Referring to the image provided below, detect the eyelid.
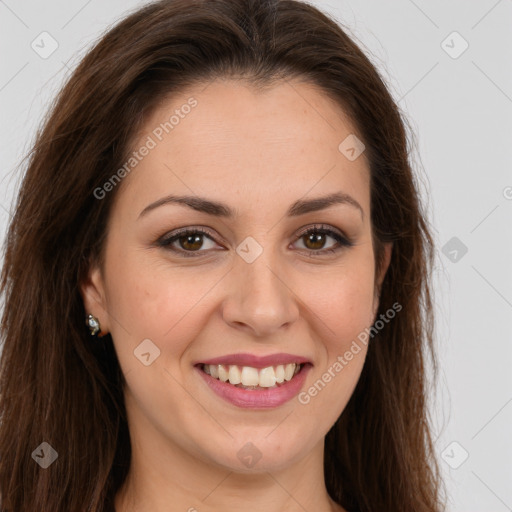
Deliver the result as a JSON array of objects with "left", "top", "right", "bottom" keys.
[
  {"left": 292, "top": 224, "right": 354, "bottom": 255},
  {"left": 295, "top": 223, "right": 350, "bottom": 241},
  {"left": 156, "top": 226, "right": 222, "bottom": 254},
  {"left": 155, "top": 223, "right": 353, "bottom": 257}
]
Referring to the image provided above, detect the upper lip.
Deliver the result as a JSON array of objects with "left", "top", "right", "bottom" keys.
[{"left": 195, "top": 352, "right": 312, "bottom": 369}]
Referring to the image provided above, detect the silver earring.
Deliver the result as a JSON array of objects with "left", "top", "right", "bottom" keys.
[{"left": 86, "top": 314, "right": 101, "bottom": 336}]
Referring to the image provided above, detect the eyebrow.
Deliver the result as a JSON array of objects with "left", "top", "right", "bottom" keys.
[{"left": 138, "top": 191, "right": 364, "bottom": 220}]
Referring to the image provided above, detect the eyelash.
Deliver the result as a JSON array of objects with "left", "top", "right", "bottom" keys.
[{"left": 156, "top": 224, "right": 354, "bottom": 258}]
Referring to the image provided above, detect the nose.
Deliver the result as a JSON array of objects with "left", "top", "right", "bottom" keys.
[{"left": 221, "top": 250, "right": 300, "bottom": 338}]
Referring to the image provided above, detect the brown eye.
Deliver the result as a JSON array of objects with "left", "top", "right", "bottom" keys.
[
  {"left": 293, "top": 225, "right": 353, "bottom": 255},
  {"left": 157, "top": 228, "right": 220, "bottom": 257},
  {"left": 302, "top": 232, "right": 328, "bottom": 250},
  {"left": 157, "top": 224, "right": 353, "bottom": 259}
]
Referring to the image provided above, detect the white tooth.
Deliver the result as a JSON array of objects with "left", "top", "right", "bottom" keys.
[
  {"left": 259, "top": 366, "right": 277, "bottom": 387},
  {"left": 209, "top": 365, "right": 219, "bottom": 379},
  {"left": 228, "top": 365, "right": 241, "bottom": 384},
  {"left": 203, "top": 365, "right": 211, "bottom": 375},
  {"left": 284, "top": 363, "right": 296, "bottom": 381},
  {"left": 218, "top": 365, "right": 229, "bottom": 382},
  {"left": 241, "top": 366, "right": 260, "bottom": 386},
  {"left": 275, "top": 365, "right": 285, "bottom": 383}
]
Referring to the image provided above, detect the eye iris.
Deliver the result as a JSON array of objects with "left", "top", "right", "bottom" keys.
[
  {"left": 304, "top": 232, "right": 325, "bottom": 250},
  {"left": 180, "top": 234, "right": 203, "bottom": 251}
]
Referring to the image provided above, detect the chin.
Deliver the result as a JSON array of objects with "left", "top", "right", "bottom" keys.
[{"left": 198, "top": 428, "right": 314, "bottom": 474}]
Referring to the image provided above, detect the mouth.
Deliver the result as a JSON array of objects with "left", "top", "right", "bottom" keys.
[
  {"left": 198, "top": 362, "right": 307, "bottom": 390},
  {"left": 193, "top": 352, "right": 313, "bottom": 408}
]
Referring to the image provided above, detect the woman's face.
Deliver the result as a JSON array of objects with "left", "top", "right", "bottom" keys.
[{"left": 82, "top": 79, "right": 391, "bottom": 473}]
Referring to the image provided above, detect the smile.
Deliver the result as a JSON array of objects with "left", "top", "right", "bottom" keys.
[
  {"left": 195, "top": 361, "right": 312, "bottom": 408},
  {"left": 201, "top": 363, "right": 303, "bottom": 389}
]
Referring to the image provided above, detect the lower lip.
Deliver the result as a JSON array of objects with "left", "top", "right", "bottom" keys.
[{"left": 196, "top": 364, "right": 312, "bottom": 409}]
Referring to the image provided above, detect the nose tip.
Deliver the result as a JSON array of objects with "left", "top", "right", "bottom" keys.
[{"left": 222, "top": 258, "right": 299, "bottom": 337}]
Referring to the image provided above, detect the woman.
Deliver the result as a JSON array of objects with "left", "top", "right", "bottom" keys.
[{"left": 0, "top": 0, "right": 444, "bottom": 510}]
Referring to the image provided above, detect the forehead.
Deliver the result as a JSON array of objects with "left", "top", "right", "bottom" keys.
[{"left": 113, "top": 78, "right": 370, "bottom": 221}]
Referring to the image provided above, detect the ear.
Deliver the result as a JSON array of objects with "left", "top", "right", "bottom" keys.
[
  {"left": 79, "top": 263, "right": 110, "bottom": 336},
  {"left": 372, "top": 242, "right": 393, "bottom": 316}
]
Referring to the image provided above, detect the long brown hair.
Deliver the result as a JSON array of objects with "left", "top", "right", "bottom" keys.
[{"left": 0, "top": 1, "right": 444, "bottom": 510}]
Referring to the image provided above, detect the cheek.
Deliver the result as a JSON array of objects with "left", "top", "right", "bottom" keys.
[
  {"left": 312, "top": 279, "right": 375, "bottom": 337},
  {"left": 290, "top": 255, "right": 375, "bottom": 415},
  {"left": 104, "top": 239, "right": 377, "bottom": 348},
  {"left": 295, "top": 306, "right": 373, "bottom": 427},
  {"left": 103, "top": 245, "right": 226, "bottom": 364},
  {"left": 297, "top": 254, "right": 377, "bottom": 347},
  {"left": 101, "top": 238, "right": 377, "bottom": 460}
]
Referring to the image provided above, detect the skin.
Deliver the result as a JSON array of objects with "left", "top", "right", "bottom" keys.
[{"left": 81, "top": 78, "right": 392, "bottom": 512}]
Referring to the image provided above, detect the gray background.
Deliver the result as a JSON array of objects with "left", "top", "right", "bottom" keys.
[{"left": 1, "top": 0, "right": 511, "bottom": 510}]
